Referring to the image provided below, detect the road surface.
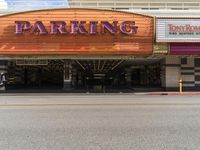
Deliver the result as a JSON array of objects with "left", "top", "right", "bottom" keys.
[{"left": 0, "top": 93, "right": 199, "bottom": 150}]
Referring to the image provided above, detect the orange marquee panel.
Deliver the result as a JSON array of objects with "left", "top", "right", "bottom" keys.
[{"left": 0, "top": 9, "right": 154, "bottom": 56}]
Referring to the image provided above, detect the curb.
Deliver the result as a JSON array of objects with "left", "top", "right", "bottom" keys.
[{"left": 146, "top": 92, "right": 200, "bottom": 96}]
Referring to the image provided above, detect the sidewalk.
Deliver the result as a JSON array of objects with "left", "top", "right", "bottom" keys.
[
  {"left": 1, "top": 90, "right": 200, "bottom": 96},
  {"left": 145, "top": 91, "right": 200, "bottom": 96},
  {"left": 0, "top": 93, "right": 199, "bottom": 106}
]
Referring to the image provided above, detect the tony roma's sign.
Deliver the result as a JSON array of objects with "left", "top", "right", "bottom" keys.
[
  {"left": 0, "top": 9, "right": 153, "bottom": 55},
  {"left": 15, "top": 21, "right": 138, "bottom": 35},
  {"left": 156, "top": 18, "right": 200, "bottom": 42}
]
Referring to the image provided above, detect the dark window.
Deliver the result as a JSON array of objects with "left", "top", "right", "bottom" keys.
[
  {"left": 171, "top": 8, "right": 183, "bottom": 10},
  {"left": 195, "top": 58, "right": 200, "bottom": 67},
  {"left": 115, "top": 8, "right": 129, "bottom": 10},
  {"left": 150, "top": 8, "right": 159, "bottom": 10},
  {"left": 195, "top": 75, "right": 200, "bottom": 81},
  {"left": 181, "top": 58, "right": 187, "bottom": 65},
  {"left": 0, "top": 60, "right": 7, "bottom": 66}
]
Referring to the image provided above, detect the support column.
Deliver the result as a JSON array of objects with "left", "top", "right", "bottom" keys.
[
  {"left": 0, "top": 60, "right": 7, "bottom": 91},
  {"left": 195, "top": 57, "right": 200, "bottom": 88},
  {"left": 162, "top": 56, "right": 181, "bottom": 90},
  {"left": 125, "top": 68, "right": 132, "bottom": 87},
  {"left": 63, "top": 61, "right": 72, "bottom": 90},
  {"left": 161, "top": 59, "right": 166, "bottom": 88},
  {"left": 181, "top": 57, "right": 195, "bottom": 89}
]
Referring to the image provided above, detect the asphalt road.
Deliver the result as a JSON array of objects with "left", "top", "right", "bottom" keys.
[{"left": 0, "top": 94, "right": 200, "bottom": 150}]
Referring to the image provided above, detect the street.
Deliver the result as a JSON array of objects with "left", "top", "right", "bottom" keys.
[{"left": 0, "top": 94, "right": 200, "bottom": 150}]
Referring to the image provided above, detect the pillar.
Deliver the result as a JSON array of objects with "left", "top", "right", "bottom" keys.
[
  {"left": 63, "top": 61, "right": 72, "bottom": 90},
  {"left": 181, "top": 57, "right": 195, "bottom": 89},
  {"left": 194, "top": 57, "right": 200, "bottom": 88},
  {"left": 125, "top": 68, "right": 132, "bottom": 87},
  {"left": 0, "top": 60, "right": 7, "bottom": 91},
  {"left": 162, "top": 56, "right": 181, "bottom": 90}
]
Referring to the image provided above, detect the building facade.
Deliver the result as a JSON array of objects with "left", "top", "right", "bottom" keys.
[{"left": 0, "top": 0, "right": 199, "bottom": 92}]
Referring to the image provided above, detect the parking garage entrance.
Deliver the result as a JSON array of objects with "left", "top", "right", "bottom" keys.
[
  {"left": 0, "top": 9, "right": 155, "bottom": 92},
  {"left": 6, "top": 60, "right": 64, "bottom": 90},
  {"left": 71, "top": 59, "right": 161, "bottom": 92},
  {"left": 5, "top": 59, "right": 161, "bottom": 92}
]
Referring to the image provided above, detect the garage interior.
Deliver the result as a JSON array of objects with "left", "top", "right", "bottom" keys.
[{"left": 5, "top": 58, "right": 162, "bottom": 92}]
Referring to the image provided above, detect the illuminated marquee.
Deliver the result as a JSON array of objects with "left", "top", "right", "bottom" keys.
[{"left": 15, "top": 21, "right": 138, "bottom": 35}]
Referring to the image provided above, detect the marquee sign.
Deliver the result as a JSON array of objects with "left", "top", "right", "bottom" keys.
[
  {"left": 15, "top": 21, "right": 138, "bottom": 35},
  {"left": 157, "top": 18, "right": 200, "bottom": 42},
  {"left": 0, "top": 9, "right": 153, "bottom": 55}
]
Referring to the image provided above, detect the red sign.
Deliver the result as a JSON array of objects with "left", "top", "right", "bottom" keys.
[{"left": 169, "top": 24, "right": 200, "bottom": 33}]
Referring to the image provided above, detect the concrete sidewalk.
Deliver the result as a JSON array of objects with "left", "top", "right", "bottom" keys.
[
  {"left": 0, "top": 93, "right": 199, "bottom": 106},
  {"left": 146, "top": 91, "right": 200, "bottom": 96}
]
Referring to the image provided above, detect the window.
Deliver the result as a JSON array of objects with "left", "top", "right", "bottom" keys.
[
  {"left": 181, "top": 58, "right": 187, "bottom": 65},
  {"left": 195, "top": 58, "right": 200, "bottom": 67}
]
